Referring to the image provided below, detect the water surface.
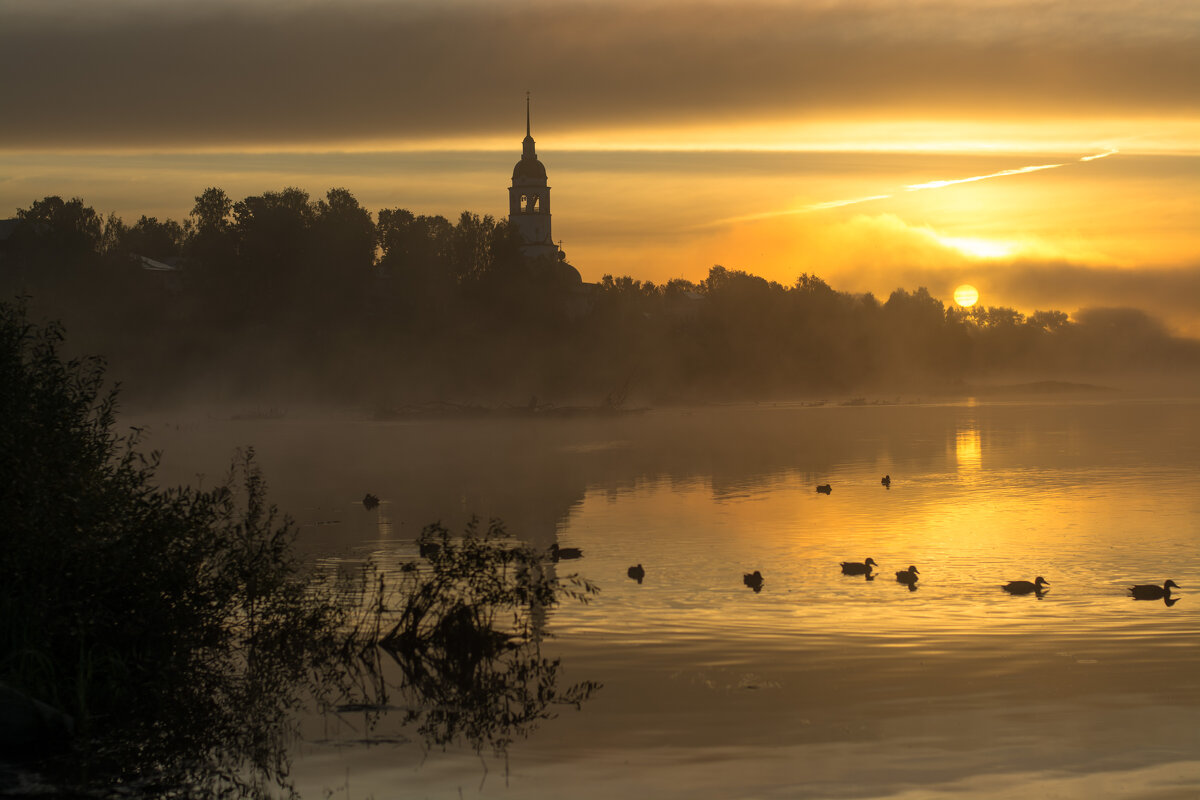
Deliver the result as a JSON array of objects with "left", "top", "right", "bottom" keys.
[{"left": 144, "top": 399, "right": 1200, "bottom": 799}]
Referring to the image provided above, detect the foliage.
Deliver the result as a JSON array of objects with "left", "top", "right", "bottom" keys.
[
  {"left": 4, "top": 189, "right": 1198, "bottom": 407},
  {"left": 333, "top": 518, "right": 601, "bottom": 756},
  {"left": 1, "top": 299, "right": 605, "bottom": 792},
  {"left": 0, "top": 298, "right": 343, "bottom": 796}
]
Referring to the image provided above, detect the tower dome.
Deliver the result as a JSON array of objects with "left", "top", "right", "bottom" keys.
[{"left": 512, "top": 157, "right": 547, "bottom": 182}]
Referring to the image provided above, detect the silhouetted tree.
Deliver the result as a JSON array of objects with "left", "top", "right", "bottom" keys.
[
  {"left": 15, "top": 196, "right": 103, "bottom": 259},
  {"left": 185, "top": 187, "right": 237, "bottom": 312},
  {"left": 119, "top": 215, "right": 187, "bottom": 261},
  {"left": 303, "top": 188, "right": 376, "bottom": 328},
  {"left": 8, "top": 187, "right": 1199, "bottom": 405}
]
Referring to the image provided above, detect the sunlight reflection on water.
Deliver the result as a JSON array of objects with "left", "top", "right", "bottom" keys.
[{"left": 141, "top": 399, "right": 1200, "bottom": 798}]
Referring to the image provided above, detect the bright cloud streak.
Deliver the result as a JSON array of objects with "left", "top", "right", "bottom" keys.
[
  {"left": 903, "top": 149, "right": 1119, "bottom": 191},
  {"left": 803, "top": 195, "right": 895, "bottom": 212},
  {"left": 709, "top": 194, "right": 894, "bottom": 226},
  {"left": 904, "top": 162, "right": 1066, "bottom": 191},
  {"left": 711, "top": 150, "right": 1120, "bottom": 226}
]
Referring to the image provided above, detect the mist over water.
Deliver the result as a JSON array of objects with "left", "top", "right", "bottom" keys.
[{"left": 138, "top": 398, "right": 1200, "bottom": 799}]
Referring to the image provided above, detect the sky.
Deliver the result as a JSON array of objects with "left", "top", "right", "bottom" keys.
[{"left": 2, "top": 0, "right": 1199, "bottom": 332}]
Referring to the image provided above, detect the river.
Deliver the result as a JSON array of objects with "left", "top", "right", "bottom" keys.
[{"left": 141, "top": 398, "right": 1200, "bottom": 799}]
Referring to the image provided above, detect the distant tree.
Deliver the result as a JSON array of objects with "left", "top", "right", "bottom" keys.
[
  {"left": 794, "top": 272, "right": 834, "bottom": 296},
  {"left": 662, "top": 278, "right": 700, "bottom": 298},
  {"left": 15, "top": 196, "right": 104, "bottom": 256},
  {"left": 968, "top": 304, "right": 1024, "bottom": 329},
  {"left": 881, "top": 287, "right": 955, "bottom": 378},
  {"left": 98, "top": 213, "right": 125, "bottom": 258},
  {"left": 191, "top": 187, "right": 233, "bottom": 236},
  {"left": 1027, "top": 309, "right": 1069, "bottom": 332},
  {"left": 452, "top": 211, "right": 495, "bottom": 286},
  {"left": 377, "top": 208, "right": 456, "bottom": 318},
  {"left": 306, "top": 188, "right": 376, "bottom": 325},
  {"left": 1073, "top": 307, "right": 1165, "bottom": 338},
  {"left": 228, "top": 187, "right": 315, "bottom": 322},
  {"left": 119, "top": 215, "right": 186, "bottom": 261},
  {"left": 186, "top": 187, "right": 237, "bottom": 303}
]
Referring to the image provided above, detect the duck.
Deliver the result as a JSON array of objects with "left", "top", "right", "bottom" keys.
[
  {"left": 881, "top": 475, "right": 891, "bottom": 488},
  {"left": 816, "top": 484, "right": 832, "bottom": 495},
  {"left": 627, "top": 564, "right": 645, "bottom": 584},
  {"left": 1129, "top": 580, "right": 1179, "bottom": 600},
  {"left": 895, "top": 565, "right": 919, "bottom": 585},
  {"left": 549, "top": 542, "right": 583, "bottom": 562},
  {"left": 840, "top": 557, "right": 877, "bottom": 575},
  {"left": 1002, "top": 576, "right": 1049, "bottom": 595},
  {"left": 362, "top": 492, "right": 380, "bottom": 510},
  {"left": 743, "top": 570, "right": 764, "bottom": 592}
]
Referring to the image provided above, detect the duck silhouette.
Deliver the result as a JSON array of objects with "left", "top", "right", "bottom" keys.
[
  {"left": 743, "top": 570, "right": 764, "bottom": 592},
  {"left": 816, "top": 484, "right": 832, "bottom": 495},
  {"left": 362, "top": 492, "right": 380, "bottom": 510},
  {"left": 549, "top": 543, "right": 583, "bottom": 562},
  {"left": 840, "top": 557, "right": 877, "bottom": 576},
  {"left": 1129, "top": 580, "right": 1179, "bottom": 600},
  {"left": 1002, "top": 577, "right": 1049, "bottom": 595},
  {"left": 881, "top": 475, "right": 891, "bottom": 488},
  {"left": 895, "top": 565, "right": 919, "bottom": 585},
  {"left": 627, "top": 564, "right": 645, "bottom": 584}
]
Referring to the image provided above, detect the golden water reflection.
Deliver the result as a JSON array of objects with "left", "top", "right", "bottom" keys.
[
  {"left": 955, "top": 424, "right": 982, "bottom": 472},
  {"left": 140, "top": 400, "right": 1200, "bottom": 799}
]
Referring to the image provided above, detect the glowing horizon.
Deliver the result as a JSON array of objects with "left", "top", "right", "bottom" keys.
[{"left": 1, "top": 0, "right": 1197, "bottom": 335}]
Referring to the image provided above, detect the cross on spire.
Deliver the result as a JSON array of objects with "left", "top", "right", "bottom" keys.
[{"left": 525, "top": 91, "right": 531, "bottom": 137}]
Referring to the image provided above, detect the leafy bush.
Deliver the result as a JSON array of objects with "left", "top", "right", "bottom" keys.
[
  {"left": 334, "top": 518, "right": 601, "bottom": 755},
  {"left": 0, "top": 298, "right": 601, "bottom": 794},
  {"left": 0, "top": 298, "right": 342, "bottom": 793}
]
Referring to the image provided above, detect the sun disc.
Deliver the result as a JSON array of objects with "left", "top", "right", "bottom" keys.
[{"left": 954, "top": 284, "right": 979, "bottom": 307}]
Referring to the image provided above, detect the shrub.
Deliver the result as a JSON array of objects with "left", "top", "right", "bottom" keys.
[
  {"left": 0, "top": 298, "right": 341, "bottom": 794},
  {"left": 0, "top": 297, "right": 601, "bottom": 794}
]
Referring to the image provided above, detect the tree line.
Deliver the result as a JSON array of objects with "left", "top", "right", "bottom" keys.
[{"left": 2, "top": 189, "right": 1196, "bottom": 406}]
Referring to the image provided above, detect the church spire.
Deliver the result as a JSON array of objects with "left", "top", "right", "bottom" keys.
[{"left": 522, "top": 92, "right": 536, "bottom": 158}]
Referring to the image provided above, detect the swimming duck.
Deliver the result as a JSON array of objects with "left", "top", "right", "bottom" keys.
[
  {"left": 841, "top": 557, "right": 877, "bottom": 575},
  {"left": 628, "top": 564, "right": 645, "bottom": 584},
  {"left": 1002, "top": 577, "right": 1049, "bottom": 595},
  {"left": 549, "top": 543, "right": 583, "bottom": 561},
  {"left": 1129, "top": 580, "right": 1179, "bottom": 600},
  {"left": 362, "top": 492, "right": 380, "bottom": 510},
  {"left": 881, "top": 475, "right": 891, "bottom": 488},
  {"left": 816, "top": 484, "right": 832, "bottom": 495},
  {"left": 895, "top": 565, "right": 919, "bottom": 585},
  {"left": 743, "top": 570, "right": 764, "bottom": 592}
]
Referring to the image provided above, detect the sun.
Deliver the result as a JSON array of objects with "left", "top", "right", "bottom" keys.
[{"left": 953, "top": 284, "right": 979, "bottom": 307}]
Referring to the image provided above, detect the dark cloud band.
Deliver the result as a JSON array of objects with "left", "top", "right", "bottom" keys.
[{"left": 2, "top": 0, "right": 1197, "bottom": 149}]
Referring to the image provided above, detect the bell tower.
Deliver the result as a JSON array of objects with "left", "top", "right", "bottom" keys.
[{"left": 508, "top": 95, "right": 558, "bottom": 260}]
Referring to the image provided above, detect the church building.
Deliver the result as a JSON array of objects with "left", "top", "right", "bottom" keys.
[{"left": 508, "top": 97, "right": 560, "bottom": 262}]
